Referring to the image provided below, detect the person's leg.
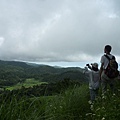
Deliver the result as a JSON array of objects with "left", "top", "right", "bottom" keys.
[
  {"left": 95, "top": 89, "right": 99, "bottom": 99},
  {"left": 101, "top": 71, "right": 108, "bottom": 94},
  {"left": 109, "top": 79, "right": 115, "bottom": 93},
  {"left": 90, "top": 89, "right": 95, "bottom": 102}
]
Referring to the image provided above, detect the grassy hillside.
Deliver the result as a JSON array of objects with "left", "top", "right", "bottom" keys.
[{"left": 0, "top": 80, "right": 120, "bottom": 120}]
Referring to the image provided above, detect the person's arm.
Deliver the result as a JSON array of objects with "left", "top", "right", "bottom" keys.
[
  {"left": 83, "top": 67, "right": 90, "bottom": 76},
  {"left": 83, "top": 67, "right": 88, "bottom": 73},
  {"left": 99, "top": 63, "right": 104, "bottom": 80}
]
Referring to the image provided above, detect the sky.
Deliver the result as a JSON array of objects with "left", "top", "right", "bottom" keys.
[{"left": 0, "top": 0, "right": 120, "bottom": 68}]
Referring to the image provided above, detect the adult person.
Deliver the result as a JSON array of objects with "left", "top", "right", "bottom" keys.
[
  {"left": 83, "top": 63, "right": 100, "bottom": 102},
  {"left": 100, "top": 45, "right": 118, "bottom": 94}
]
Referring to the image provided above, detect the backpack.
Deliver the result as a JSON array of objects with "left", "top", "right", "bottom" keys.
[{"left": 104, "top": 55, "right": 119, "bottom": 78}]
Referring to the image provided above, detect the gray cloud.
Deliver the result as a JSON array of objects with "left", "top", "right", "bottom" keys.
[{"left": 0, "top": 0, "right": 120, "bottom": 63}]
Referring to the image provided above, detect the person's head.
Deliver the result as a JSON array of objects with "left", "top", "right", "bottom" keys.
[
  {"left": 91, "top": 63, "right": 98, "bottom": 71},
  {"left": 104, "top": 45, "right": 112, "bottom": 54}
]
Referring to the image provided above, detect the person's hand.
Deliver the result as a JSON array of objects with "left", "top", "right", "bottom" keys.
[
  {"left": 86, "top": 64, "right": 89, "bottom": 66},
  {"left": 84, "top": 67, "right": 88, "bottom": 70}
]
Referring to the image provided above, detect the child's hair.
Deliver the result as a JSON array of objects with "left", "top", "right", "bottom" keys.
[{"left": 92, "top": 66, "right": 98, "bottom": 71}]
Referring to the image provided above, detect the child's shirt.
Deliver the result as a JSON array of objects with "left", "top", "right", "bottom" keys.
[{"left": 83, "top": 67, "right": 100, "bottom": 90}]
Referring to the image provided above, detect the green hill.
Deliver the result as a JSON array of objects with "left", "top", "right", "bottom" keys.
[
  {"left": 0, "top": 60, "right": 31, "bottom": 68},
  {"left": 0, "top": 60, "right": 87, "bottom": 87}
]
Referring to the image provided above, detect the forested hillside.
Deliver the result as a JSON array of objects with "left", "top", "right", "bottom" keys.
[{"left": 0, "top": 60, "right": 88, "bottom": 87}]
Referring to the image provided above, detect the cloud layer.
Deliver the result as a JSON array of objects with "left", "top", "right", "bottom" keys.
[{"left": 0, "top": 0, "right": 120, "bottom": 63}]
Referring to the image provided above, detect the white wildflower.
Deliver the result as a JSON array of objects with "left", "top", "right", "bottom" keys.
[
  {"left": 50, "top": 105, "right": 52, "bottom": 107},
  {"left": 102, "top": 107, "right": 105, "bottom": 109},
  {"left": 118, "top": 89, "right": 120, "bottom": 92},
  {"left": 102, "top": 95, "right": 106, "bottom": 99},
  {"left": 86, "top": 113, "right": 92, "bottom": 116},
  {"left": 88, "top": 100, "right": 92, "bottom": 104},
  {"left": 107, "top": 89, "right": 109, "bottom": 92},
  {"left": 60, "top": 106, "right": 62, "bottom": 109},
  {"left": 113, "top": 93, "right": 116, "bottom": 96},
  {"left": 90, "top": 105, "right": 94, "bottom": 110},
  {"left": 102, "top": 117, "right": 105, "bottom": 120},
  {"left": 96, "top": 108, "right": 100, "bottom": 111}
]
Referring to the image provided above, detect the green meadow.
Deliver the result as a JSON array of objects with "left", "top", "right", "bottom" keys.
[{"left": 6, "top": 78, "right": 48, "bottom": 91}]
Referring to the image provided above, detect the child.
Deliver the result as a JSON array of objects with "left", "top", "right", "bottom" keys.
[{"left": 83, "top": 63, "right": 100, "bottom": 102}]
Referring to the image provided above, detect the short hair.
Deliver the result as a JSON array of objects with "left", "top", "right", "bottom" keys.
[
  {"left": 105, "top": 45, "right": 112, "bottom": 52},
  {"left": 92, "top": 66, "right": 98, "bottom": 71}
]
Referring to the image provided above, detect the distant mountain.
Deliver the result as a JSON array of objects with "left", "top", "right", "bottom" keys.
[
  {"left": 0, "top": 60, "right": 88, "bottom": 86},
  {"left": 0, "top": 60, "right": 31, "bottom": 68}
]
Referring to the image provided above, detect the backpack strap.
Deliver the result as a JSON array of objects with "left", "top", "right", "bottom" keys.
[
  {"left": 104, "top": 55, "right": 115, "bottom": 61},
  {"left": 104, "top": 55, "right": 111, "bottom": 61}
]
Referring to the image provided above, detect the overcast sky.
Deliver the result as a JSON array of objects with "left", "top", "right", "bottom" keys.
[{"left": 0, "top": 0, "right": 120, "bottom": 66}]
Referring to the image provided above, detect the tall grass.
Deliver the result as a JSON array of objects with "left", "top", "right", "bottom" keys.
[
  {"left": 45, "top": 84, "right": 90, "bottom": 120},
  {"left": 0, "top": 81, "right": 120, "bottom": 120},
  {"left": 86, "top": 79, "right": 120, "bottom": 120},
  {"left": 0, "top": 95, "right": 47, "bottom": 120},
  {"left": 0, "top": 84, "right": 90, "bottom": 120}
]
